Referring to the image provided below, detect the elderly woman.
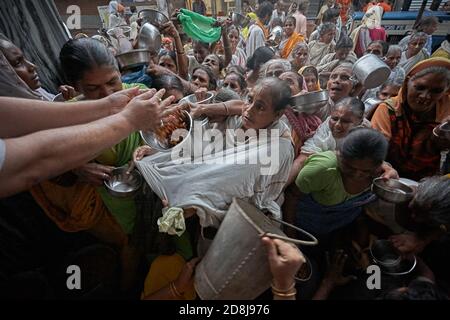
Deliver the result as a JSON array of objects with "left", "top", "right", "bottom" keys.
[
  {"left": 279, "top": 16, "right": 305, "bottom": 59},
  {"left": 371, "top": 58, "right": 450, "bottom": 181},
  {"left": 284, "top": 128, "right": 389, "bottom": 238},
  {"left": 227, "top": 26, "right": 247, "bottom": 69},
  {"left": 398, "top": 32, "right": 430, "bottom": 75},
  {"left": 308, "top": 22, "right": 336, "bottom": 65},
  {"left": 260, "top": 58, "right": 292, "bottom": 78},
  {"left": 291, "top": 97, "right": 397, "bottom": 183},
  {"left": 384, "top": 45, "right": 406, "bottom": 84},
  {"left": 222, "top": 71, "right": 247, "bottom": 97},
  {"left": 317, "top": 36, "right": 357, "bottom": 74},
  {"left": 290, "top": 42, "right": 309, "bottom": 72}
]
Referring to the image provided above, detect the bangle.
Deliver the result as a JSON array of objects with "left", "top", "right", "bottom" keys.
[
  {"left": 176, "top": 50, "right": 185, "bottom": 55},
  {"left": 272, "top": 288, "right": 297, "bottom": 298},
  {"left": 170, "top": 281, "right": 183, "bottom": 298},
  {"left": 222, "top": 102, "right": 229, "bottom": 116},
  {"left": 271, "top": 281, "right": 296, "bottom": 294}
]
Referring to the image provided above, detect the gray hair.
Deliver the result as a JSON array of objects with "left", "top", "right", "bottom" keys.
[
  {"left": 410, "top": 66, "right": 450, "bottom": 87},
  {"left": 336, "top": 36, "right": 353, "bottom": 49},
  {"left": 260, "top": 59, "right": 292, "bottom": 77},
  {"left": 318, "top": 22, "right": 336, "bottom": 36},
  {"left": 413, "top": 176, "right": 450, "bottom": 226},
  {"left": 334, "top": 97, "right": 365, "bottom": 120},
  {"left": 386, "top": 44, "right": 402, "bottom": 56},
  {"left": 213, "top": 87, "right": 240, "bottom": 103},
  {"left": 409, "top": 31, "right": 428, "bottom": 42}
]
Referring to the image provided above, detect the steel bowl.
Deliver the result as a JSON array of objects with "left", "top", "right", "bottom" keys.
[
  {"left": 352, "top": 54, "right": 391, "bottom": 89},
  {"left": 372, "top": 177, "right": 415, "bottom": 204},
  {"left": 231, "top": 12, "right": 250, "bottom": 29},
  {"left": 138, "top": 9, "right": 169, "bottom": 30},
  {"left": 140, "top": 110, "right": 192, "bottom": 152},
  {"left": 115, "top": 49, "right": 150, "bottom": 70},
  {"left": 104, "top": 167, "right": 143, "bottom": 198},
  {"left": 137, "top": 22, "right": 162, "bottom": 52},
  {"left": 290, "top": 90, "right": 329, "bottom": 114},
  {"left": 370, "top": 239, "right": 401, "bottom": 269},
  {"left": 179, "top": 92, "right": 215, "bottom": 126}
]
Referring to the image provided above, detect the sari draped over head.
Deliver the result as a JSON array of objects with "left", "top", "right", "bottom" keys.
[
  {"left": 308, "top": 40, "right": 336, "bottom": 65},
  {"left": 399, "top": 48, "right": 430, "bottom": 75},
  {"left": 280, "top": 32, "right": 305, "bottom": 59},
  {"left": 371, "top": 58, "right": 450, "bottom": 181},
  {"left": 299, "top": 65, "right": 321, "bottom": 92},
  {"left": 316, "top": 51, "right": 358, "bottom": 74}
]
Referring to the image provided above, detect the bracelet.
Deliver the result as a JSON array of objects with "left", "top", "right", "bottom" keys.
[
  {"left": 170, "top": 281, "right": 183, "bottom": 298},
  {"left": 271, "top": 281, "right": 296, "bottom": 294},
  {"left": 176, "top": 50, "right": 185, "bottom": 55},
  {"left": 271, "top": 288, "right": 297, "bottom": 297},
  {"left": 222, "top": 102, "right": 229, "bottom": 116}
]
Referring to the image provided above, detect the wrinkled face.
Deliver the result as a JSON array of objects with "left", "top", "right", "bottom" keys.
[
  {"left": 422, "top": 22, "right": 438, "bottom": 35},
  {"left": 329, "top": 105, "right": 362, "bottom": 139},
  {"left": 377, "top": 84, "right": 400, "bottom": 101},
  {"left": 192, "top": 68, "right": 210, "bottom": 89},
  {"left": 320, "top": 29, "right": 335, "bottom": 44},
  {"left": 335, "top": 47, "right": 351, "bottom": 60},
  {"left": 365, "top": 42, "right": 384, "bottom": 57},
  {"left": 339, "top": 156, "right": 382, "bottom": 183},
  {"left": 158, "top": 55, "right": 177, "bottom": 73},
  {"left": 407, "top": 36, "right": 427, "bottom": 56},
  {"left": 77, "top": 66, "right": 122, "bottom": 100},
  {"left": 228, "top": 29, "right": 240, "bottom": 50},
  {"left": 327, "top": 67, "right": 353, "bottom": 102},
  {"left": 279, "top": 72, "right": 301, "bottom": 96},
  {"left": 294, "top": 47, "right": 309, "bottom": 66},
  {"left": 284, "top": 19, "right": 295, "bottom": 37},
  {"left": 406, "top": 73, "right": 449, "bottom": 113},
  {"left": 384, "top": 50, "right": 401, "bottom": 69},
  {"left": 1, "top": 43, "right": 41, "bottom": 90},
  {"left": 223, "top": 73, "right": 243, "bottom": 94},
  {"left": 242, "top": 86, "right": 281, "bottom": 130},
  {"left": 194, "top": 43, "right": 209, "bottom": 64},
  {"left": 202, "top": 54, "right": 221, "bottom": 77},
  {"left": 304, "top": 73, "right": 318, "bottom": 92},
  {"left": 266, "top": 63, "right": 285, "bottom": 78}
]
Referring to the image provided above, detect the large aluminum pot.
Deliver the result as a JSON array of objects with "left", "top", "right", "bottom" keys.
[
  {"left": 290, "top": 90, "right": 329, "bottom": 114},
  {"left": 138, "top": 9, "right": 169, "bottom": 30},
  {"left": 115, "top": 49, "right": 150, "bottom": 70},
  {"left": 371, "top": 177, "right": 415, "bottom": 204},
  {"left": 138, "top": 23, "right": 162, "bottom": 52},
  {"left": 352, "top": 54, "right": 391, "bottom": 89}
]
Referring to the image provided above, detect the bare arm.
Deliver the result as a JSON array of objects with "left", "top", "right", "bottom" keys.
[
  {"left": 220, "top": 19, "right": 233, "bottom": 68},
  {"left": 190, "top": 100, "right": 244, "bottom": 121},
  {"left": 0, "top": 87, "right": 141, "bottom": 138},
  {"left": 0, "top": 89, "right": 174, "bottom": 198},
  {"left": 161, "top": 21, "right": 189, "bottom": 80}
]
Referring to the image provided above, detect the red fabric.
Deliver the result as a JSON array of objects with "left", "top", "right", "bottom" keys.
[{"left": 368, "top": 28, "right": 387, "bottom": 42}]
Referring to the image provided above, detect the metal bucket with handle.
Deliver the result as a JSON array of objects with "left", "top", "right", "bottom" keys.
[{"left": 194, "top": 198, "right": 318, "bottom": 300}]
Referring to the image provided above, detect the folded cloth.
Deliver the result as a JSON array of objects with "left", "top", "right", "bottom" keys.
[
  {"left": 178, "top": 9, "right": 221, "bottom": 43},
  {"left": 157, "top": 207, "right": 186, "bottom": 236}
]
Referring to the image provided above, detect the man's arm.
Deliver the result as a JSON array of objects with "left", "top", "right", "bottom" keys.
[
  {"left": 0, "top": 87, "right": 141, "bottom": 138},
  {"left": 0, "top": 89, "right": 174, "bottom": 198}
]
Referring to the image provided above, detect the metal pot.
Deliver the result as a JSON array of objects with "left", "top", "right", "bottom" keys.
[
  {"left": 433, "top": 122, "right": 450, "bottom": 140},
  {"left": 352, "top": 54, "right": 391, "bottom": 89},
  {"left": 370, "top": 240, "right": 417, "bottom": 276},
  {"left": 104, "top": 166, "right": 143, "bottom": 198},
  {"left": 231, "top": 12, "right": 250, "bottom": 29},
  {"left": 140, "top": 110, "right": 193, "bottom": 152},
  {"left": 290, "top": 90, "right": 329, "bottom": 114},
  {"left": 179, "top": 92, "right": 215, "bottom": 126},
  {"left": 372, "top": 177, "right": 415, "bottom": 204},
  {"left": 115, "top": 49, "right": 150, "bottom": 70},
  {"left": 138, "top": 9, "right": 169, "bottom": 30},
  {"left": 106, "top": 25, "right": 131, "bottom": 38},
  {"left": 137, "top": 23, "right": 162, "bottom": 52}
]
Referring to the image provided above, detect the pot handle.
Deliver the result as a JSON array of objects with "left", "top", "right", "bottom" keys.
[{"left": 262, "top": 216, "right": 318, "bottom": 246}]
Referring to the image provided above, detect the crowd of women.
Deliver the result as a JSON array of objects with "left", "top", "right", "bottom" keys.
[{"left": 0, "top": 0, "right": 449, "bottom": 300}]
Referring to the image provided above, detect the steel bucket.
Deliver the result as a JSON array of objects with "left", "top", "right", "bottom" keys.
[
  {"left": 352, "top": 54, "right": 391, "bottom": 89},
  {"left": 194, "top": 198, "right": 318, "bottom": 300}
]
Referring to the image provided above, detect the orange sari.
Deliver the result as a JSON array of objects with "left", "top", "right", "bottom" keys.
[{"left": 280, "top": 32, "right": 305, "bottom": 59}]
